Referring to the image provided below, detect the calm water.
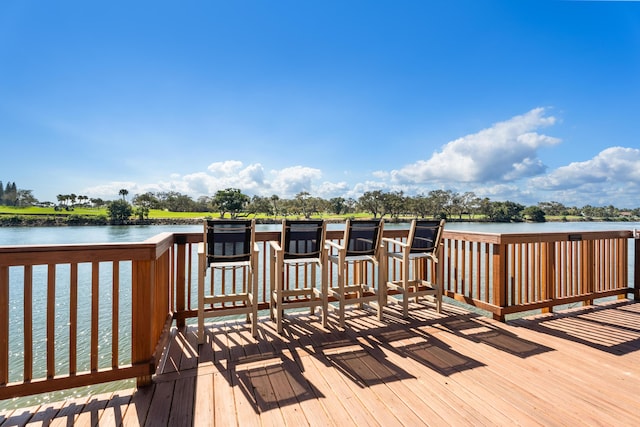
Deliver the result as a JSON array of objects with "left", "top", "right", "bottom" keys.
[
  {"left": 2, "top": 220, "right": 640, "bottom": 246},
  {"left": 1, "top": 220, "right": 638, "bottom": 410}
]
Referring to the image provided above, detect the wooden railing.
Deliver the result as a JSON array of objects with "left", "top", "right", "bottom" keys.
[
  {"left": 440, "top": 229, "right": 637, "bottom": 320},
  {"left": 1, "top": 227, "right": 638, "bottom": 399},
  {"left": 0, "top": 233, "right": 176, "bottom": 400}
]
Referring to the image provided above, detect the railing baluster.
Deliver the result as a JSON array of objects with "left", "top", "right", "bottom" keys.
[
  {"left": 91, "top": 262, "right": 99, "bottom": 372},
  {"left": 112, "top": 262, "right": 119, "bottom": 368},
  {"left": 70, "top": 263, "right": 78, "bottom": 375},
  {"left": 24, "top": 266, "right": 33, "bottom": 382},
  {"left": 47, "top": 263, "right": 55, "bottom": 379},
  {"left": 1, "top": 265, "right": 9, "bottom": 385}
]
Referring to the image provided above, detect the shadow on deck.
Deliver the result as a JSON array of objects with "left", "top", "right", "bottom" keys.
[{"left": 2, "top": 299, "right": 640, "bottom": 426}]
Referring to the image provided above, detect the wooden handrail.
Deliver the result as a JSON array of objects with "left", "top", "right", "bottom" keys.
[{"left": 0, "top": 227, "right": 636, "bottom": 399}]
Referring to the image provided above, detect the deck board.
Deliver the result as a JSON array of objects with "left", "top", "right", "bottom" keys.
[{"left": 1, "top": 299, "right": 640, "bottom": 426}]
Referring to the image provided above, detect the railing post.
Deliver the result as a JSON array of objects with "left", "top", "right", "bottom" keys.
[
  {"left": 132, "top": 258, "right": 155, "bottom": 387},
  {"left": 492, "top": 243, "right": 507, "bottom": 321},
  {"left": 634, "top": 230, "right": 640, "bottom": 301},
  {"left": 584, "top": 240, "right": 595, "bottom": 306},
  {"left": 175, "top": 236, "right": 187, "bottom": 328},
  {"left": 540, "top": 241, "right": 556, "bottom": 314}
]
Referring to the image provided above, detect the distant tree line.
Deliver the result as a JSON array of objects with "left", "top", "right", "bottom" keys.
[
  {"left": 124, "top": 188, "right": 640, "bottom": 223},
  {"left": 3, "top": 180, "right": 640, "bottom": 223}
]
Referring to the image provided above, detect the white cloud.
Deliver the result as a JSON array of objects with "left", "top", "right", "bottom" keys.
[
  {"left": 269, "top": 166, "right": 322, "bottom": 197},
  {"left": 526, "top": 147, "right": 640, "bottom": 206},
  {"left": 207, "top": 160, "right": 244, "bottom": 176},
  {"left": 531, "top": 147, "right": 640, "bottom": 190},
  {"left": 391, "top": 107, "right": 560, "bottom": 185}
]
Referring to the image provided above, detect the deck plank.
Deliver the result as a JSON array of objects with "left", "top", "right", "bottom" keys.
[
  {"left": 3, "top": 300, "right": 640, "bottom": 427},
  {"left": 73, "top": 391, "right": 111, "bottom": 427},
  {"left": 193, "top": 372, "right": 213, "bottom": 427},
  {"left": 97, "top": 389, "right": 133, "bottom": 427},
  {"left": 24, "top": 402, "right": 65, "bottom": 427},
  {"left": 120, "top": 382, "right": 154, "bottom": 427},
  {"left": 142, "top": 380, "right": 174, "bottom": 427},
  {"left": 0, "top": 404, "right": 41, "bottom": 427}
]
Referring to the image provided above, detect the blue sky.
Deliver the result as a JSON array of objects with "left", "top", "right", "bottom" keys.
[{"left": 1, "top": 0, "right": 639, "bottom": 207}]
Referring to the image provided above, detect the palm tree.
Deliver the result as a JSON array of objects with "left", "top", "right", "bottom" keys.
[
  {"left": 119, "top": 189, "right": 129, "bottom": 201},
  {"left": 270, "top": 194, "right": 280, "bottom": 219}
]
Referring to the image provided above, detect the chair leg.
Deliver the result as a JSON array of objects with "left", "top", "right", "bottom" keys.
[
  {"left": 321, "top": 267, "right": 328, "bottom": 328},
  {"left": 338, "top": 267, "right": 346, "bottom": 328},
  {"left": 277, "top": 310, "right": 283, "bottom": 334},
  {"left": 197, "top": 263, "right": 206, "bottom": 345},
  {"left": 198, "top": 313, "right": 204, "bottom": 345},
  {"left": 252, "top": 283, "right": 258, "bottom": 338},
  {"left": 270, "top": 293, "right": 275, "bottom": 321},
  {"left": 322, "top": 296, "right": 328, "bottom": 328},
  {"left": 435, "top": 261, "right": 442, "bottom": 313},
  {"left": 276, "top": 285, "right": 284, "bottom": 334},
  {"left": 380, "top": 258, "right": 388, "bottom": 321},
  {"left": 402, "top": 278, "right": 409, "bottom": 318}
]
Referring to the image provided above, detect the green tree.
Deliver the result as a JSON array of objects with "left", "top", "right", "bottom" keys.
[
  {"left": 16, "top": 190, "right": 37, "bottom": 207},
  {"left": 358, "top": 190, "right": 384, "bottom": 218},
  {"left": 411, "top": 194, "right": 435, "bottom": 218},
  {"left": 538, "top": 201, "right": 567, "bottom": 216},
  {"left": 329, "top": 197, "right": 346, "bottom": 215},
  {"left": 523, "top": 206, "right": 546, "bottom": 222},
  {"left": 295, "top": 191, "right": 312, "bottom": 218},
  {"left": 381, "top": 191, "right": 405, "bottom": 219},
  {"left": 488, "top": 201, "right": 525, "bottom": 222},
  {"left": 428, "top": 189, "right": 452, "bottom": 218},
  {"left": 3, "top": 182, "right": 17, "bottom": 206},
  {"left": 107, "top": 199, "right": 133, "bottom": 223},
  {"left": 132, "top": 192, "right": 160, "bottom": 210},
  {"left": 132, "top": 193, "right": 155, "bottom": 219},
  {"left": 119, "top": 189, "right": 129, "bottom": 201},
  {"left": 247, "top": 195, "right": 273, "bottom": 217},
  {"left": 213, "top": 188, "right": 249, "bottom": 218}
]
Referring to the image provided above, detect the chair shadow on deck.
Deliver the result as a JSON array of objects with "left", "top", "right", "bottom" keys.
[
  {"left": 195, "top": 319, "right": 326, "bottom": 415},
  {"left": 273, "top": 304, "right": 485, "bottom": 379},
  {"left": 510, "top": 299, "right": 640, "bottom": 356},
  {"left": 434, "top": 314, "right": 555, "bottom": 358}
]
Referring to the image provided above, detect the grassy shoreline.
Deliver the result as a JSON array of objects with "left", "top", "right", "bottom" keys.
[{"left": 1, "top": 205, "right": 634, "bottom": 226}]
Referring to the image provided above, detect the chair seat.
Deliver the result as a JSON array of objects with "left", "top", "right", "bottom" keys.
[
  {"left": 386, "top": 251, "right": 437, "bottom": 261},
  {"left": 208, "top": 260, "right": 252, "bottom": 269},
  {"left": 327, "top": 254, "right": 377, "bottom": 263}
]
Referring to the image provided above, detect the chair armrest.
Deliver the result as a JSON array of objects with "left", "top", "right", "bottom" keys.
[
  {"left": 325, "top": 240, "right": 344, "bottom": 251},
  {"left": 269, "top": 241, "right": 282, "bottom": 251},
  {"left": 381, "top": 237, "right": 410, "bottom": 248},
  {"left": 197, "top": 242, "right": 205, "bottom": 254}
]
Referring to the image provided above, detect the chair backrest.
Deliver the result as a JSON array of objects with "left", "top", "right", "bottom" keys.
[
  {"left": 344, "top": 219, "right": 384, "bottom": 257},
  {"left": 282, "top": 220, "right": 325, "bottom": 260},
  {"left": 408, "top": 219, "right": 445, "bottom": 255},
  {"left": 205, "top": 219, "right": 255, "bottom": 264}
]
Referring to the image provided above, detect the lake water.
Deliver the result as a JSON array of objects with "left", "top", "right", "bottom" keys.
[
  {"left": 2, "top": 220, "right": 640, "bottom": 246},
  {"left": 1, "top": 220, "right": 638, "bottom": 410}
]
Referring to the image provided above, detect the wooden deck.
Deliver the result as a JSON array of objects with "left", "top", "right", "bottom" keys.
[{"left": 2, "top": 299, "right": 640, "bottom": 426}]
